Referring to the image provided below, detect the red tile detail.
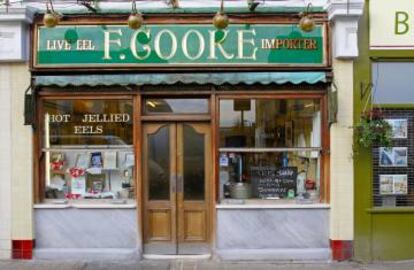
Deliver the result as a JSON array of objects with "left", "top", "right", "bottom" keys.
[
  {"left": 12, "top": 240, "right": 34, "bottom": 260},
  {"left": 330, "top": 240, "right": 353, "bottom": 261}
]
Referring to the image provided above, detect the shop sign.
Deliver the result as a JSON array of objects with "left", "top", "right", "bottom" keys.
[
  {"left": 34, "top": 24, "right": 326, "bottom": 69},
  {"left": 370, "top": 0, "right": 414, "bottom": 49}
]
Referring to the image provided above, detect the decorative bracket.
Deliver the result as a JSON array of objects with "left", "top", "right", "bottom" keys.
[
  {"left": 360, "top": 82, "right": 373, "bottom": 101},
  {"left": 77, "top": 0, "right": 98, "bottom": 13}
]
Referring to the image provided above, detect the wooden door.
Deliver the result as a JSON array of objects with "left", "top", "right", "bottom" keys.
[{"left": 143, "top": 123, "right": 211, "bottom": 255}]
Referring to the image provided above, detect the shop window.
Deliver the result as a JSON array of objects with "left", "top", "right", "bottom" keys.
[
  {"left": 40, "top": 99, "right": 135, "bottom": 202},
  {"left": 373, "top": 109, "right": 414, "bottom": 207},
  {"left": 219, "top": 98, "right": 323, "bottom": 203}
]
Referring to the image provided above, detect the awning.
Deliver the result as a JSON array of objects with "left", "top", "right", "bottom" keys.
[{"left": 33, "top": 72, "right": 327, "bottom": 87}]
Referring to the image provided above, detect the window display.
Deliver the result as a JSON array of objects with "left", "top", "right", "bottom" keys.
[
  {"left": 219, "top": 98, "right": 322, "bottom": 203},
  {"left": 373, "top": 109, "right": 414, "bottom": 207},
  {"left": 42, "top": 99, "right": 135, "bottom": 202}
]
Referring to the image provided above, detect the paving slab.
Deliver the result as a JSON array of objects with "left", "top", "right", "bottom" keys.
[{"left": 1, "top": 259, "right": 414, "bottom": 270}]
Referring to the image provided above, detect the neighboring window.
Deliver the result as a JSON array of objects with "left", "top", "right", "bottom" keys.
[
  {"left": 41, "top": 99, "right": 135, "bottom": 201},
  {"left": 219, "top": 98, "right": 323, "bottom": 203},
  {"left": 373, "top": 62, "right": 414, "bottom": 104},
  {"left": 373, "top": 109, "right": 414, "bottom": 207},
  {"left": 144, "top": 98, "right": 209, "bottom": 114}
]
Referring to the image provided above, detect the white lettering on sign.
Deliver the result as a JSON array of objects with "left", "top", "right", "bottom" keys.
[
  {"left": 182, "top": 30, "right": 205, "bottom": 60},
  {"left": 103, "top": 29, "right": 122, "bottom": 60},
  {"left": 46, "top": 40, "right": 72, "bottom": 51},
  {"left": 49, "top": 114, "right": 71, "bottom": 123},
  {"left": 49, "top": 113, "right": 130, "bottom": 135}
]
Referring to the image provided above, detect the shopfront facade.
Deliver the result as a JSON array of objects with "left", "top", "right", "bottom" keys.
[
  {"left": 0, "top": 0, "right": 363, "bottom": 261},
  {"left": 354, "top": 0, "right": 414, "bottom": 261}
]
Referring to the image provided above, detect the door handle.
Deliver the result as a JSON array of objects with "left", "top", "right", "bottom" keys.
[
  {"left": 171, "top": 174, "right": 177, "bottom": 193},
  {"left": 177, "top": 175, "right": 183, "bottom": 193}
]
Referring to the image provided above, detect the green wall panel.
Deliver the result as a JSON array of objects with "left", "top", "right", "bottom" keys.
[{"left": 372, "top": 214, "right": 414, "bottom": 260}]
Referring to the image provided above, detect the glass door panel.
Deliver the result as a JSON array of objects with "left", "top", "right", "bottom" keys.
[
  {"left": 143, "top": 123, "right": 177, "bottom": 254},
  {"left": 177, "top": 123, "right": 210, "bottom": 254}
]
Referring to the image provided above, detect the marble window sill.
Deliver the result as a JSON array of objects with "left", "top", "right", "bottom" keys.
[
  {"left": 34, "top": 199, "right": 137, "bottom": 209},
  {"left": 217, "top": 199, "right": 330, "bottom": 209}
]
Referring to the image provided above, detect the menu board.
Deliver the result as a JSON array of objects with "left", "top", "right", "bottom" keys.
[{"left": 250, "top": 166, "right": 298, "bottom": 199}]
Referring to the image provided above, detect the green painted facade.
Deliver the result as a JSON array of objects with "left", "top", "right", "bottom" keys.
[{"left": 354, "top": 0, "right": 414, "bottom": 262}]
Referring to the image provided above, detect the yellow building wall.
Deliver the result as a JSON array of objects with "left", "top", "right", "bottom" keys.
[
  {"left": 330, "top": 58, "right": 354, "bottom": 241},
  {"left": 11, "top": 63, "right": 33, "bottom": 241},
  {"left": 0, "top": 64, "right": 13, "bottom": 259}
]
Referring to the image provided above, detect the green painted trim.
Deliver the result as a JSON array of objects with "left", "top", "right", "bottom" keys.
[
  {"left": 353, "top": 0, "right": 374, "bottom": 262},
  {"left": 369, "top": 50, "right": 414, "bottom": 58},
  {"left": 367, "top": 207, "right": 414, "bottom": 214},
  {"left": 39, "top": 7, "right": 325, "bottom": 15},
  {"left": 373, "top": 104, "right": 414, "bottom": 108}
]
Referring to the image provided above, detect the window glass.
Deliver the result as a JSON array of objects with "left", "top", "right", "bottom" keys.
[
  {"left": 43, "top": 99, "right": 133, "bottom": 146},
  {"left": 219, "top": 98, "right": 322, "bottom": 203},
  {"left": 42, "top": 99, "right": 135, "bottom": 201},
  {"left": 144, "top": 98, "right": 209, "bottom": 114},
  {"left": 220, "top": 99, "right": 321, "bottom": 148},
  {"left": 373, "top": 62, "right": 414, "bottom": 104}
]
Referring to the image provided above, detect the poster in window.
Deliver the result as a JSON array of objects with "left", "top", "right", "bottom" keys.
[
  {"left": 379, "top": 147, "right": 408, "bottom": 167},
  {"left": 379, "top": 175, "right": 394, "bottom": 195},
  {"left": 385, "top": 119, "right": 408, "bottom": 139},
  {"left": 75, "top": 153, "right": 90, "bottom": 169},
  {"left": 90, "top": 152, "right": 103, "bottom": 168},
  {"left": 393, "top": 175, "right": 408, "bottom": 195},
  {"left": 124, "top": 153, "right": 135, "bottom": 168},
  {"left": 379, "top": 174, "right": 408, "bottom": 195},
  {"left": 71, "top": 176, "right": 86, "bottom": 195},
  {"left": 103, "top": 151, "right": 117, "bottom": 170}
]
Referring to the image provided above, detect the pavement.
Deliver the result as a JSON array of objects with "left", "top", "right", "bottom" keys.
[{"left": 1, "top": 260, "right": 414, "bottom": 270}]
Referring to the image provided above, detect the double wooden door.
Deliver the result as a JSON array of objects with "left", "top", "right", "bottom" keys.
[{"left": 142, "top": 122, "right": 211, "bottom": 255}]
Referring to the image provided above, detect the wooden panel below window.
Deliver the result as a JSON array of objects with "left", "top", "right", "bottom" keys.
[
  {"left": 183, "top": 210, "right": 206, "bottom": 241},
  {"left": 148, "top": 209, "right": 172, "bottom": 241}
]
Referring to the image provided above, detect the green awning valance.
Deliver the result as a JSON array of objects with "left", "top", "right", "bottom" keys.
[{"left": 33, "top": 72, "right": 327, "bottom": 87}]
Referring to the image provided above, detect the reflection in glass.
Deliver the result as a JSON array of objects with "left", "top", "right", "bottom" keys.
[
  {"left": 148, "top": 126, "right": 170, "bottom": 200},
  {"left": 219, "top": 99, "right": 321, "bottom": 148},
  {"left": 144, "top": 99, "right": 209, "bottom": 114},
  {"left": 183, "top": 125, "right": 205, "bottom": 200},
  {"left": 42, "top": 99, "right": 135, "bottom": 201},
  {"left": 219, "top": 151, "right": 320, "bottom": 200},
  {"left": 43, "top": 99, "right": 133, "bottom": 146}
]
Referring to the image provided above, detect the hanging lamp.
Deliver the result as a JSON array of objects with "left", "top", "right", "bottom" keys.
[
  {"left": 43, "top": 0, "right": 60, "bottom": 28},
  {"left": 128, "top": 0, "right": 143, "bottom": 30},
  {"left": 299, "top": 3, "right": 315, "bottom": 32},
  {"left": 213, "top": 0, "right": 229, "bottom": 30}
]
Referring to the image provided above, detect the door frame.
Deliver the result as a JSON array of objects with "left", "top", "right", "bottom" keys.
[{"left": 138, "top": 95, "right": 215, "bottom": 255}]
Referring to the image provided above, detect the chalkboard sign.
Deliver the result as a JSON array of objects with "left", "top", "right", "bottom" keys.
[{"left": 250, "top": 166, "right": 298, "bottom": 199}]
